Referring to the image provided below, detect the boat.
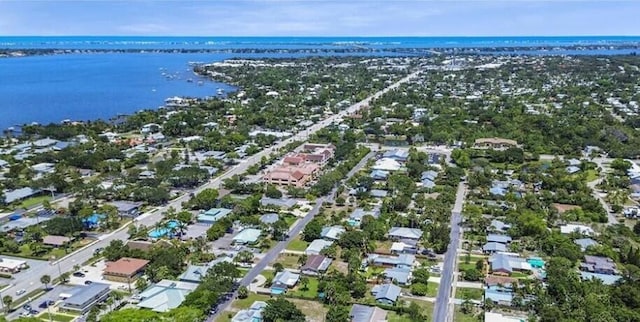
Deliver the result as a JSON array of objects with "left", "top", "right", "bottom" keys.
[
  {"left": 187, "top": 78, "right": 194, "bottom": 83},
  {"left": 197, "top": 81, "right": 204, "bottom": 86}
]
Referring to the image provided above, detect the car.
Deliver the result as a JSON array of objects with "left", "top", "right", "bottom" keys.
[
  {"left": 19, "top": 311, "right": 32, "bottom": 317},
  {"left": 16, "top": 289, "right": 26, "bottom": 295},
  {"left": 72, "top": 272, "right": 85, "bottom": 277},
  {"left": 29, "top": 309, "right": 38, "bottom": 315},
  {"left": 84, "top": 280, "right": 93, "bottom": 285},
  {"left": 23, "top": 304, "right": 31, "bottom": 311},
  {"left": 38, "top": 300, "right": 55, "bottom": 308}
]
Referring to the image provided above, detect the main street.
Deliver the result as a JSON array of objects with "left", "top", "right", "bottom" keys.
[
  {"left": 433, "top": 182, "right": 466, "bottom": 322},
  {"left": 5, "top": 69, "right": 422, "bottom": 310},
  {"left": 209, "top": 151, "right": 376, "bottom": 321}
]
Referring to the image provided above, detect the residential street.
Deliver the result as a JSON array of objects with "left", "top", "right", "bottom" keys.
[{"left": 433, "top": 182, "right": 466, "bottom": 322}]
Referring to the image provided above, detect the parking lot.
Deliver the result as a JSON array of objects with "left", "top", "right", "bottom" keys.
[
  {"left": 5, "top": 284, "right": 76, "bottom": 320},
  {"left": 181, "top": 223, "right": 210, "bottom": 240},
  {"left": 210, "top": 232, "right": 235, "bottom": 251},
  {"left": 1, "top": 255, "right": 49, "bottom": 290},
  {"left": 68, "top": 260, "right": 130, "bottom": 291}
]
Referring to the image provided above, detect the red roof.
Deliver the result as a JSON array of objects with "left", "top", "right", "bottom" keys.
[{"left": 104, "top": 257, "right": 149, "bottom": 276}]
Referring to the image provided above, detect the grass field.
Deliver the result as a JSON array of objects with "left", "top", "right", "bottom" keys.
[
  {"left": 274, "top": 253, "right": 302, "bottom": 269},
  {"left": 456, "top": 287, "right": 483, "bottom": 300},
  {"left": 454, "top": 306, "right": 482, "bottom": 322},
  {"left": 286, "top": 237, "right": 309, "bottom": 252},
  {"left": 38, "top": 313, "right": 76, "bottom": 322},
  {"left": 17, "top": 195, "right": 52, "bottom": 209},
  {"left": 388, "top": 312, "right": 413, "bottom": 322},
  {"left": 290, "top": 277, "right": 319, "bottom": 298}
]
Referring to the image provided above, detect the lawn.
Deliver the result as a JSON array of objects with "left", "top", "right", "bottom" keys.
[
  {"left": 289, "top": 298, "right": 328, "bottom": 321},
  {"left": 458, "top": 262, "right": 477, "bottom": 272},
  {"left": 454, "top": 306, "right": 482, "bottom": 322},
  {"left": 456, "top": 287, "right": 483, "bottom": 300},
  {"left": 286, "top": 237, "right": 309, "bottom": 252},
  {"left": 283, "top": 215, "right": 298, "bottom": 227},
  {"left": 290, "top": 277, "right": 319, "bottom": 298},
  {"left": 274, "top": 253, "right": 302, "bottom": 269},
  {"left": 388, "top": 312, "right": 414, "bottom": 322},
  {"left": 511, "top": 272, "right": 531, "bottom": 279},
  {"left": 230, "top": 293, "right": 272, "bottom": 310},
  {"left": 585, "top": 169, "right": 599, "bottom": 182},
  {"left": 261, "top": 269, "right": 275, "bottom": 282},
  {"left": 38, "top": 313, "right": 76, "bottom": 322},
  {"left": 17, "top": 195, "right": 52, "bottom": 209}
]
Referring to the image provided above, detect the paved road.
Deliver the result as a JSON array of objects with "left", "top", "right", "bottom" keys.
[
  {"left": 433, "top": 182, "right": 466, "bottom": 322},
  {"left": 209, "top": 151, "right": 375, "bottom": 321},
  {"left": 7, "top": 68, "right": 420, "bottom": 315}
]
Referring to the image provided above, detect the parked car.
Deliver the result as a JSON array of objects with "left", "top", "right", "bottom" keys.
[
  {"left": 16, "top": 289, "right": 26, "bottom": 295},
  {"left": 22, "top": 304, "right": 31, "bottom": 311},
  {"left": 84, "top": 280, "right": 93, "bottom": 285},
  {"left": 72, "top": 272, "right": 85, "bottom": 277},
  {"left": 39, "top": 300, "right": 55, "bottom": 308}
]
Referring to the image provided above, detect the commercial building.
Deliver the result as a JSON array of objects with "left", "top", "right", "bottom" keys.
[
  {"left": 61, "top": 283, "right": 111, "bottom": 314},
  {"left": 103, "top": 257, "right": 150, "bottom": 283}
]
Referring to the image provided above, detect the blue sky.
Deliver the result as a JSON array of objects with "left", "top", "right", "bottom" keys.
[{"left": 0, "top": 0, "right": 638, "bottom": 36}]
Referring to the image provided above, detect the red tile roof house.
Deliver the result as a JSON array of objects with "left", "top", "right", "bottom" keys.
[
  {"left": 263, "top": 163, "right": 319, "bottom": 187},
  {"left": 103, "top": 257, "right": 150, "bottom": 283}
]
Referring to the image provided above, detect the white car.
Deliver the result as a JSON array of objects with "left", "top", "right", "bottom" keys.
[{"left": 16, "top": 289, "right": 26, "bottom": 295}]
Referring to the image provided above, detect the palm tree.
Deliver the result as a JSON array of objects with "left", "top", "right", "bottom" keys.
[
  {"left": 2, "top": 295, "right": 12, "bottom": 313},
  {"left": 40, "top": 274, "right": 51, "bottom": 290},
  {"left": 300, "top": 277, "right": 310, "bottom": 291}
]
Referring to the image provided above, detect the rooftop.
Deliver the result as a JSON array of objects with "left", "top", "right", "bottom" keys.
[{"left": 104, "top": 257, "right": 150, "bottom": 276}]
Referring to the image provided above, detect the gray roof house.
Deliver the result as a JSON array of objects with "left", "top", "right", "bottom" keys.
[
  {"left": 581, "top": 255, "right": 617, "bottom": 275},
  {"left": 574, "top": 238, "right": 598, "bottom": 251},
  {"left": 370, "top": 189, "right": 389, "bottom": 198},
  {"left": 259, "top": 213, "right": 279, "bottom": 225},
  {"left": 371, "top": 283, "right": 401, "bottom": 305},
  {"left": 487, "top": 234, "right": 512, "bottom": 244},
  {"left": 383, "top": 267, "right": 412, "bottom": 285},
  {"left": 388, "top": 227, "right": 422, "bottom": 240},
  {"left": 61, "top": 283, "right": 111, "bottom": 314},
  {"left": 301, "top": 255, "right": 332, "bottom": 276},
  {"left": 489, "top": 219, "right": 511, "bottom": 232},
  {"left": 260, "top": 197, "right": 297, "bottom": 209},
  {"left": 178, "top": 264, "right": 210, "bottom": 283},
  {"left": 349, "top": 304, "right": 388, "bottom": 322},
  {"left": 305, "top": 239, "right": 333, "bottom": 255},
  {"left": 271, "top": 270, "right": 300, "bottom": 295},
  {"left": 483, "top": 242, "right": 507, "bottom": 254},
  {"left": 489, "top": 253, "right": 532, "bottom": 275},
  {"left": 232, "top": 301, "right": 267, "bottom": 322},
  {"left": 321, "top": 225, "right": 346, "bottom": 241}
]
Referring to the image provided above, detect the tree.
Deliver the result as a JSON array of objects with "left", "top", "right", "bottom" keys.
[
  {"left": 410, "top": 283, "right": 429, "bottom": 296},
  {"left": 407, "top": 301, "right": 427, "bottom": 321},
  {"left": 265, "top": 185, "right": 283, "bottom": 199},
  {"left": 236, "top": 250, "right": 254, "bottom": 264},
  {"left": 40, "top": 274, "right": 51, "bottom": 290},
  {"left": 263, "top": 298, "right": 306, "bottom": 322},
  {"left": 135, "top": 278, "right": 148, "bottom": 291},
  {"left": 1, "top": 295, "right": 12, "bottom": 313},
  {"left": 634, "top": 221, "right": 640, "bottom": 236},
  {"left": 326, "top": 305, "right": 350, "bottom": 322},
  {"left": 300, "top": 276, "right": 310, "bottom": 291},
  {"left": 238, "top": 286, "right": 248, "bottom": 299},
  {"left": 273, "top": 262, "right": 284, "bottom": 273},
  {"left": 463, "top": 268, "right": 482, "bottom": 281},
  {"left": 188, "top": 188, "right": 219, "bottom": 210},
  {"left": 302, "top": 219, "right": 322, "bottom": 242},
  {"left": 60, "top": 272, "right": 71, "bottom": 284}
]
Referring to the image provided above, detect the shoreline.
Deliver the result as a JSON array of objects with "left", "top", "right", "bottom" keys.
[{"left": 1, "top": 43, "right": 639, "bottom": 59}]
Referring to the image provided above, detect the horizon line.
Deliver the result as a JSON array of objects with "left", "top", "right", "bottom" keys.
[{"left": 2, "top": 35, "right": 640, "bottom": 38}]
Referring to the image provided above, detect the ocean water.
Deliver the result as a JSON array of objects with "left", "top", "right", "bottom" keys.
[{"left": 0, "top": 36, "right": 639, "bottom": 129}]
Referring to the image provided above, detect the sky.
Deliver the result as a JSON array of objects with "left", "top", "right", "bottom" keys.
[{"left": 0, "top": 0, "right": 639, "bottom": 37}]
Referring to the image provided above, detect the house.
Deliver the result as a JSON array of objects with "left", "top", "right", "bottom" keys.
[
  {"left": 197, "top": 208, "right": 233, "bottom": 224},
  {"left": 109, "top": 201, "right": 142, "bottom": 217},
  {"left": 348, "top": 208, "right": 380, "bottom": 227},
  {"left": 580, "top": 255, "right": 617, "bottom": 275},
  {"left": 489, "top": 220, "right": 511, "bottom": 232},
  {"left": 370, "top": 189, "right": 389, "bottom": 198},
  {"left": 178, "top": 264, "right": 211, "bottom": 284},
  {"left": 271, "top": 270, "right": 300, "bottom": 295},
  {"left": 103, "top": 257, "right": 150, "bottom": 282},
  {"left": 2, "top": 187, "right": 40, "bottom": 204},
  {"left": 390, "top": 242, "right": 418, "bottom": 254},
  {"left": 61, "top": 283, "right": 111, "bottom": 314},
  {"left": 321, "top": 225, "right": 346, "bottom": 241},
  {"left": 421, "top": 170, "right": 438, "bottom": 182},
  {"left": 484, "top": 286, "right": 514, "bottom": 306},
  {"left": 421, "top": 178, "right": 436, "bottom": 189},
  {"left": 388, "top": 227, "right": 422, "bottom": 240},
  {"left": 580, "top": 271, "right": 622, "bottom": 285},
  {"left": 305, "top": 239, "right": 333, "bottom": 255},
  {"left": 259, "top": 213, "right": 279, "bottom": 225},
  {"left": 135, "top": 279, "right": 197, "bottom": 312},
  {"left": 301, "top": 255, "right": 332, "bottom": 276},
  {"left": 138, "top": 170, "right": 156, "bottom": 180},
  {"left": 0, "top": 257, "right": 27, "bottom": 273},
  {"left": 382, "top": 149, "right": 409, "bottom": 162},
  {"left": 487, "top": 234, "right": 512, "bottom": 244},
  {"left": 560, "top": 223, "right": 595, "bottom": 236},
  {"left": 233, "top": 228, "right": 262, "bottom": 245},
  {"left": 489, "top": 253, "right": 532, "bottom": 276},
  {"left": 349, "top": 304, "right": 388, "bottom": 322},
  {"left": 574, "top": 238, "right": 598, "bottom": 251},
  {"left": 370, "top": 169, "right": 390, "bottom": 181},
  {"left": 484, "top": 311, "right": 524, "bottom": 322},
  {"left": 484, "top": 276, "right": 517, "bottom": 289},
  {"left": 371, "top": 283, "right": 401, "bottom": 305},
  {"left": 483, "top": 242, "right": 507, "bottom": 254},
  {"left": 383, "top": 267, "right": 412, "bottom": 285},
  {"left": 43, "top": 235, "right": 71, "bottom": 247},
  {"left": 260, "top": 197, "right": 297, "bottom": 209},
  {"left": 31, "top": 162, "right": 55, "bottom": 174},
  {"left": 372, "top": 158, "right": 402, "bottom": 171},
  {"left": 232, "top": 301, "right": 267, "bottom": 322},
  {"left": 367, "top": 254, "right": 415, "bottom": 269},
  {"left": 566, "top": 166, "right": 581, "bottom": 174},
  {"left": 473, "top": 138, "right": 519, "bottom": 150}
]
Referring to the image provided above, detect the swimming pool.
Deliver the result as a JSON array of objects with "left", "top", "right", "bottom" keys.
[{"left": 148, "top": 220, "right": 180, "bottom": 239}]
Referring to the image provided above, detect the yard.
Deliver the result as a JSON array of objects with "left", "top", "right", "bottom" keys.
[
  {"left": 17, "top": 195, "right": 52, "bottom": 210},
  {"left": 11, "top": 239, "right": 89, "bottom": 260},
  {"left": 289, "top": 298, "right": 328, "bottom": 322},
  {"left": 456, "top": 287, "right": 483, "bottom": 300},
  {"left": 274, "top": 253, "right": 302, "bottom": 269},
  {"left": 290, "top": 277, "right": 320, "bottom": 298},
  {"left": 286, "top": 237, "right": 309, "bottom": 252},
  {"left": 218, "top": 294, "right": 327, "bottom": 322},
  {"left": 37, "top": 313, "right": 76, "bottom": 322},
  {"left": 387, "top": 312, "right": 413, "bottom": 322},
  {"left": 454, "top": 306, "right": 482, "bottom": 322}
]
